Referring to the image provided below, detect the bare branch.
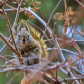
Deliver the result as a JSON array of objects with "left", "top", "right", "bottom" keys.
[
  {"left": 0, "top": 33, "right": 15, "bottom": 53},
  {"left": 47, "top": 0, "right": 62, "bottom": 26},
  {"left": 75, "top": 0, "right": 84, "bottom": 8},
  {"left": 13, "top": 0, "right": 24, "bottom": 28}
]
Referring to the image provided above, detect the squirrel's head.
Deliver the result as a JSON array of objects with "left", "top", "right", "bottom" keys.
[{"left": 16, "top": 28, "right": 32, "bottom": 45}]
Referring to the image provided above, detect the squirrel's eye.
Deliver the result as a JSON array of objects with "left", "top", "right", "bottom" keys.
[{"left": 18, "top": 34, "right": 20, "bottom": 37}]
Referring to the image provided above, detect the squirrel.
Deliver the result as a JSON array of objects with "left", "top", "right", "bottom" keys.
[{"left": 12, "top": 20, "right": 48, "bottom": 65}]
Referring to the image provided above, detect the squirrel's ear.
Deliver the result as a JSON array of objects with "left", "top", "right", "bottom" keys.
[
  {"left": 25, "top": 24, "right": 30, "bottom": 31},
  {"left": 17, "top": 24, "right": 21, "bottom": 33}
]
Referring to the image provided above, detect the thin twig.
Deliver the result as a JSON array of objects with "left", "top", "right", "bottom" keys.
[
  {"left": 61, "top": 76, "right": 84, "bottom": 82},
  {"left": 0, "top": 44, "right": 7, "bottom": 54},
  {"left": 47, "top": 0, "right": 62, "bottom": 26},
  {"left": 13, "top": 0, "right": 24, "bottom": 28},
  {"left": 0, "top": 0, "right": 9, "bottom": 8},
  {"left": 2, "top": 7, "right": 18, "bottom": 52},
  {"left": 75, "top": 0, "right": 84, "bottom": 8},
  {"left": 0, "top": 55, "right": 15, "bottom": 65},
  {"left": 37, "top": 4, "right": 47, "bottom": 23},
  {"left": 27, "top": 20, "right": 43, "bottom": 33},
  {"left": 47, "top": 48, "right": 79, "bottom": 56},
  {"left": 0, "top": 33, "right": 15, "bottom": 53},
  {"left": 7, "top": 72, "right": 22, "bottom": 84},
  {"left": 6, "top": 4, "right": 17, "bottom": 10}
]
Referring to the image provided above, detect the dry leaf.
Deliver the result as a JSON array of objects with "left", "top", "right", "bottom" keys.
[{"left": 21, "top": 76, "right": 32, "bottom": 84}]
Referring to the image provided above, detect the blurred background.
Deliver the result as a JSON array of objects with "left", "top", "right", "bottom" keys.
[{"left": 0, "top": 0, "right": 84, "bottom": 84}]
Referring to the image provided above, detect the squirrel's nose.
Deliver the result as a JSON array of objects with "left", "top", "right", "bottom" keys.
[{"left": 23, "top": 38, "right": 25, "bottom": 42}]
